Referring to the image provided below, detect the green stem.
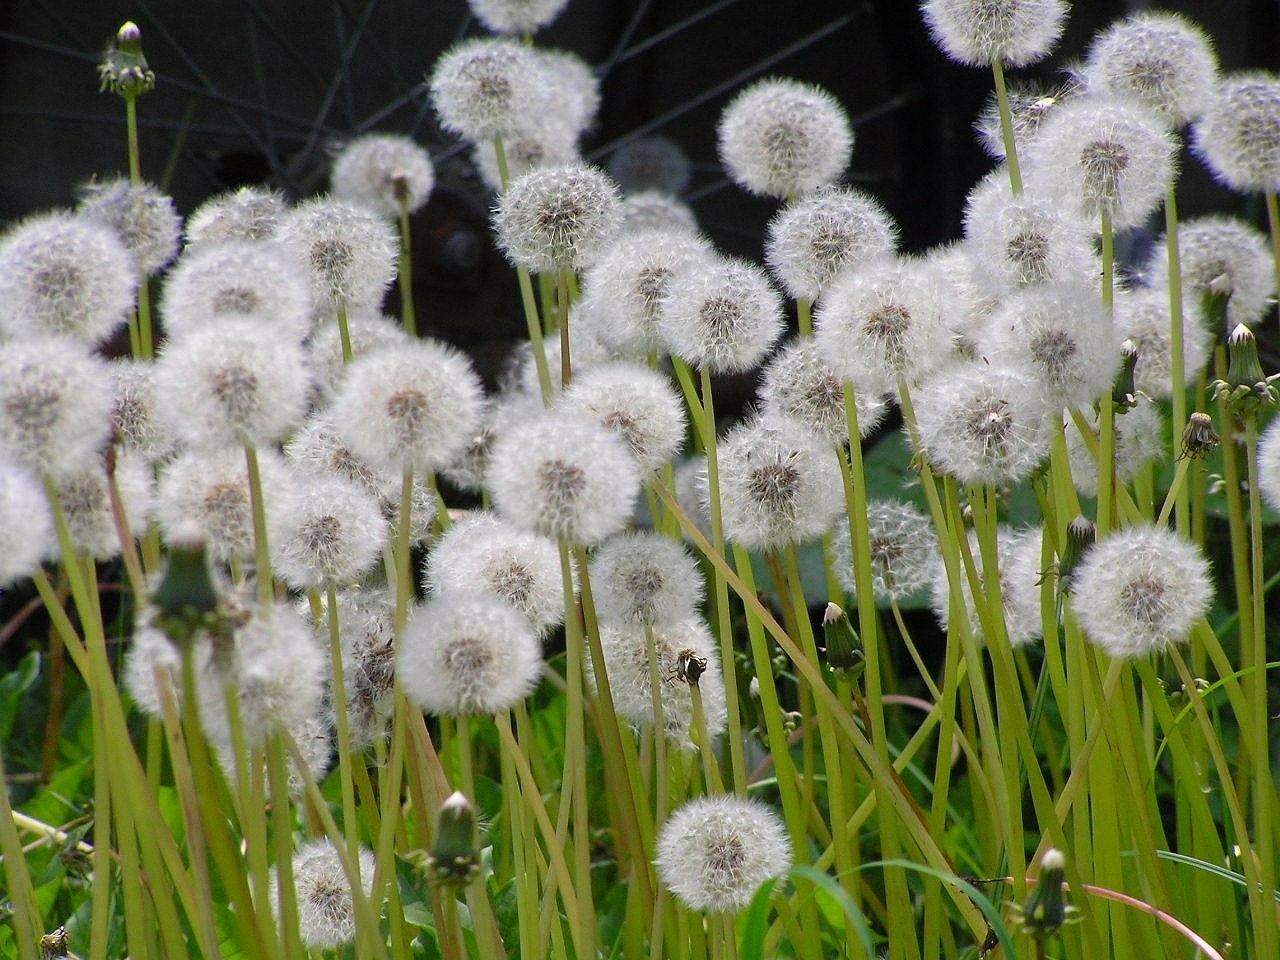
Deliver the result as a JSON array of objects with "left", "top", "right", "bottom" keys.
[
  {"left": 337, "top": 301, "right": 354, "bottom": 364},
  {"left": 1164, "top": 184, "right": 1189, "bottom": 533},
  {"left": 125, "top": 93, "right": 142, "bottom": 184},
  {"left": 557, "top": 268, "right": 572, "bottom": 388},
  {"left": 398, "top": 196, "right": 417, "bottom": 337},
  {"left": 991, "top": 59, "right": 1023, "bottom": 196},
  {"left": 244, "top": 441, "right": 274, "bottom": 609},
  {"left": 323, "top": 585, "right": 361, "bottom": 863}
]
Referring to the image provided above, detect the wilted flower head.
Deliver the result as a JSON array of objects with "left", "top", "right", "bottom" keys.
[
  {"left": 921, "top": 0, "right": 1068, "bottom": 68},
  {"left": 429, "top": 37, "right": 550, "bottom": 142},
  {"left": 0, "top": 459, "right": 54, "bottom": 587},
  {"left": 0, "top": 210, "right": 135, "bottom": 344},
  {"left": 50, "top": 452, "right": 153, "bottom": 561},
  {"left": 0, "top": 338, "right": 114, "bottom": 479},
  {"left": 278, "top": 197, "right": 398, "bottom": 313},
  {"left": 269, "top": 467, "right": 388, "bottom": 591},
  {"left": 1069, "top": 525, "right": 1213, "bottom": 659},
  {"left": 1115, "top": 286, "right": 1211, "bottom": 398},
  {"left": 1191, "top": 72, "right": 1280, "bottom": 193},
  {"left": 424, "top": 512, "right": 568, "bottom": 634},
  {"left": 713, "top": 414, "right": 844, "bottom": 551},
  {"left": 590, "top": 616, "right": 726, "bottom": 743},
  {"left": 577, "top": 229, "right": 714, "bottom": 356},
  {"left": 559, "top": 361, "right": 687, "bottom": 473},
  {"left": 618, "top": 190, "right": 699, "bottom": 234},
  {"left": 975, "top": 79, "right": 1077, "bottom": 159},
  {"left": 328, "top": 339, "right": 484, "bottom": 476},
  {"left": 758, "top": 336, "right": 888, "bottom": 446},
  {"left": 717, "top": 77, "right": 853, "bottom": 199},
  {"left": 399, "top": 593, "right": 542, "bottom": 715},
  {"left": 589, "top": 531, "right": 704, "bottom": 626},
  {"left": 468, "top": 0, "right": 569, "bottom": 35},
  {"left": 77, "top": 177, "right": 181, "bottom": 275},
  {"left": 765, "top": 185, "right": 898, "bottom": 301},
  {"left": 330, "top": 133, "right": 436, "bottom": 219},
  {"left": 275, "top": 840, "right": 376, "bottom": 950},
  {"left": 1065, "top": 398, "right": 1164, "bottom": 497},
  {"left": 493, "top": 163, "right": 621, "bottom": 272},
  {"left": 153, "top": 319, "right": 311, "bottom": 451},
  {"left": 160, "top": 241, "right": 312, "bottom": 341},
  {"left": 1026, "top": 94, "right": 1177, "bottom": 229},
  {"left": 832, "top": 499, "right": 935, "bottom": 605},
  {"left": 486, "top": 409, "right": 641, "bottom": 545},
  {"left": 1143, "top": 215, "right": 1275, "bottom": 329},
  {"left": 609, "top": 135, "right": 692, "bottom": 196},
  {"left": 184, "top": 186, "right": 286, "bottom": 250},
  {"left": 913, "top": 362, "right": 1052, "bottom": 487},
  {"left": 655, "top": 796, "right": 790, "bottom": 913},
  {"left": 1083, "top": 12, "right": 1217, "bottom": 127},
  {"left": 656, "top": 255, "right": 785, "bottom": 375}
]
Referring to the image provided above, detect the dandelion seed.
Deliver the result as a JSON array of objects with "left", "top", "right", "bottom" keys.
[
  {"left": 589, "top": 531, "right": 704, "bottom": 626},
  {"left": 655, "top": 796, "right": 790, "bottom": 913},
  {"left": 921, "top": 0, "right": 1068, "bottom": 68}
]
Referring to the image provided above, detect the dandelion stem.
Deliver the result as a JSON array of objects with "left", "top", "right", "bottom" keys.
[
  {"left": 398, "top": 195, "right": 417, "bottom": 337},
  {"left": 1163, "top": 185, "right": 1189, "bottom": 533},
  {"left": 991, "top": 59, "right": 1023, "bottom": 196}
]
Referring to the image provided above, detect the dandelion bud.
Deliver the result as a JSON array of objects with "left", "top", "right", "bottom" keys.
[
  {"left": 427, "top": 792, "right": 480, "bottom": 888},
  {"left": 717, "top": 78, "right": 852, "bottom": 199},
  {"left": 1215, "top": 323, "right": 1279, "bottom": 416},
  {"left": 1057, "top": 515, "right": 1095, "bottom": 594},
  {"left": 821, "top": 602, "right": 864, "bottom": 679},
  {"left": 1191, "top": 72, "right": 1280, "bottom": 194},
  {"left": 1015, "top": 848, "right": 1077, "bottom": 940},
  {"left": 150, "top": 534, "right": 226, "bottom": 648},
  {"left": 1112, "top": 339, "right": 1140, "bottom": 411},
  {"left": 39, "top": 926, "right": 70, "bottom": 960},
  {"left": 99, "top": 21, "right": 154, "bottom": 97},
  {"left": 655, "top": 796, "right": 790, "bottom": 913},
  {"left": 921, "top": 0, "right": 1067, "bottom": 68},
  {"left": 1182, "top": 412, "right": 1220, "bottom": 460},
  {"left": 493, "top": 163, "right": 621, "bottom": 273}
]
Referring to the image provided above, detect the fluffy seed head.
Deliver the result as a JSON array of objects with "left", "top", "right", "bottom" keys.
[
  {"left": 589, "top": 617, "right": 725, "bottom": 744},
  {"left": 0, "top": 338, "right": 114, "bottom": 479},
  {"left": 328, "top": 339, "right": 485, "bottom": 476},
  {"left": 323, "top": 586, "right": 398, "bottom": 748},
  {"left": 655, "top": 796, "right": 790, "bottom": 913},
  {"left": 184, "top": 186, "right": 286, "bottom": 250},
  {"left": 1143, "top": 215, "right": 1275, "bottom": 329},
  {"left": 471, "top": 113, "right": 580, "bottom": 192},
  {"left": 51, "top": 452, "right": 153, "bottom": 561},
  {"left": 269, "top": 467, "right": 388, "bottom": 590},
  {"left": 307, "top": 308, "right": 411, "bottom": 402},
  {"left": 160, "top": 241, "right": 312, "bottom": 341},
  {"left": 109, "top": 359, "right": 172, "bottom": 461},
  {"left": 77, "top": 177, "right": 181, "bottom": 275},
  {"left": 1065, "top": 398, "right": 1164, "bottom": 497},
  {"left": 765, "top": 185, "right": 898, "bottom": 301},
  {"left": 758, "top": 335, "right": 888, "bottom": 446},
  {"left": 921, "top": 0, "right": 1067, "bottom": 68},
  {"left": 832, "top": 499, "right": 935, "bottom": 605},
  {"left": 713, "top": 414, "right": 844, "bottom": 551},
  {"left": 0, "top": 211, "right": 136, "bottom": 344},
  {"left": 975, "top": 79, "right": 1077, "bottom": 159},
  {"left": 589, "top": 531, "right": 704, "bottom": 626},
  {"left": 330, "top": 133, "right": 436, "bottom": 219},
  {"left": 429, "top": 37, "right": 550, "bottom": 142},
  {"left": 1026, "top": 94, "right": 1178, "bottom": 229},
  {"left": 656, "top": 256, "right": 785, "bottom": 375},
  {"left": 468, "top": 0, "right": 569, "bottom": 35},
  {"left": 493, "top": 163, "right": 621, "bottom": 272},
  {"left": 1192, "top": 72, "right": 1280, "bottom": 193},
  {"left": 608, "top": 135, "right": 692, "bottom": 196},
  {"left": 400, "top": 593, "right": 542, "bottom": 715},
  {"left": 1115, "top": 286, "right": 1211, "bottom": 398},
  {"left": 277, "top": 840, "right": 376, "bottom": 950},
  {"left": 1258, "top": 418, "right": 1280, "bottom": 513},
  {"left": 619, "top": 191, "right": 699, "bottom": 234},
  {"left": 1083, "top": 12, "right": 1218, "bottom": 127},
  {"left": 531, "top": 48, "right": 601, "bottom": 136},
  {"left": 486, "top": 409, "right": 641, "bottom": 545},
  {"left": 153, "top": 318, "right": 311, "bottom": 450},
  {"left": 1069, "top": 525, "right": 1213, "bottom": 659},
  {"left": 0, "top": 459, "right": 54, "bottom": 587},
  {"left": 278, "top": 197, "right": 398, "bottom": 313},
  {"left": 929, "top": 525, "right": 1042, "bottom": 647},
  {"left": 717, "top": 78, "right": 853, "bottom": 198},
  {"left": 913, "top": 362, "right": 1052, "bottom": 487},
  {"left": 559, "top": 361, "right": 687, "bottom": 473},
  {"left": 424, "top": 512, "right": 568, "bottom": 634}
]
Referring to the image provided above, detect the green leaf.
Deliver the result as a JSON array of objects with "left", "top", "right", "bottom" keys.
[{"left": 0, "top": 651, "right": 41, "bottom": 742}]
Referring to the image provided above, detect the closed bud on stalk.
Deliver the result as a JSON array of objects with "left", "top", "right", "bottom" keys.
[
  {"left": 1015, "top": 848, "right": 1078, "bottom": 940},
  {"left": 1215, "top": 323, "right": 1279, "bottom": 416},
  {"left": 1112, "top": 339, "right": 1139, "bottom": 411},
  {"left": 149, "top": 533, "right": 229, "bottom": 648},
  {"left": 821, "top": 602, "right": 864, "bottom": 680},
  {"left": 427, "top": 792, "right": 480, "bottom": 888},
  {"left": 1057, "top": 515, "right": 1095, "bottom": 594},
  {"left": 99, "top": 21, "right": 154, "bottom": 97},
  {"left": 1181, "top": 412, "right": 1219, "bottom": 460}
]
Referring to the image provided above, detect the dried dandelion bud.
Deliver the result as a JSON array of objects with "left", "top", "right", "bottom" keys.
[
  {"left": 1182, "top": 412, "right": 1220, "bottom": 461},
  {"left": 1015, "top": 848, "right": 1077, "bottom": 940}
]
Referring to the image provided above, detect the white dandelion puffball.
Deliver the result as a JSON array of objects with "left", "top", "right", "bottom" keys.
[
  {"left": 1115, "top": 286, "right": 1211, "bottom": 398},
  {"left": 471, "top": 113, "right": 581, "bottom": 192},
  {"left": 268, "top": 467, "right": 389, "bottom": 591},
  {"left": 0, "top": 210, "right": 136, "bottom": 345},
  {"left": 717, "top": 77, "right": 852, "bottom": 199},
  {"left": 765, "top": 185, "right": 898, "bottom": 301},
  {"left": 493, "top": 162, "right": 621, "bottom": 273},
  {"left": 589, "top": 531, "right": 704, "bottom": 626},
  {"left": 153, "top": 318, "right": 311, "bottom": 451},
  {"left": 656, "top": 796, "right": 790, "bottom": 913},
  {"left": 1082, "top": 12, "right": 1218, "bottom": 128},
  {"left": 329, "top": 586, "right": 398, "bottom": 749},
  {"left": 531, "top": 48, "right": 601, "bottom": 136},
  {"left": 1192, "top": 72, "right": 1280, "bottom": 193},
  {"left": 1259, "top": 418, "right": 1280, "bottom": 513},
  {"left": 429, "top": 37, "right": 551, "bottom": 142},
  {"left": 468, "top": 0, "right": 570, "bottom": 35},
  {"left": 974, "top": 79, "right": 1077, "bottom": 160},
  {"left": 278, "top": 196, "right": 399, "bottom": 314},
  {"left": 160, "top": 241, "right": 313, "bottom": 341},
  {"left": 184, "top": 186, "right": 286, "bottom": 250},
  {"left": 619, "top": 190, "right": 700, "bottom": 234},
  {"left": 423, "top": 512, "right": 568, "bottom": 635},
  {"left": 928, "top": 525, "right": 1042, "bottom": 648},
  {"left": 1069, "top": 525, "right": 1213, "bottom": 660},
  {"left": 399, "top": 593, "right": 543, "bottom": 716},
  {"left": 49, "top": 453, "right": 153, "bottom": 562},
  {"left": 109, "top": 359, "right": 173, "bottom": 462},
  {"left": 0, "top": 459, "right": 54, "bottom": 587},
  {"left": 559, "top": 361, "right": 687, "bottom": 474},
  {"left": 486, "top": 409, "right": 641, "bottom": 545},
  {"left": 758, "top": 335, "right": 888, "bottom": 446},
  {"left": 1025, "top": 94, "right": 1177, "bottom": 230},
  {"left": 274, "top": 840, "right": 376, "bottom": 950},
  {"left": 921, "top": 0, "right": 1068, "bottom": 68},
  {"left": 328, "top": 339, "right": 485, "bottom": 476},
  {"left": 307, "top": 308, "right": 411, "bottom": 402},
  {"left": 832, "top": 499, "right": 936, "bottom": 605},
  {"left": 1065, "top": 398, "right": 1164, "bottom": 498},
  {"left": 77, "top": 177, "right": 182, "bottom": 275},
  {"left": 913, "top": 362, "right": 1052, "bottom": 488},
  {"left": 330, "top": 133, "right": 436, "bottom": 219},
  {"left": 0, "top": 338, "right": 114, "bottom": 479},
  {"left": 656, "top": 255, "right": 785, "bottom": 375}
]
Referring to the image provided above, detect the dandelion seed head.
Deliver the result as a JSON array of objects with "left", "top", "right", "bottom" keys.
[
  {"left": 51, "top": 452, "right": 152, "bottom": 561},
  {"left": 468, "top": 0, "right": 570, "bottom": 36},
  {"left": 560, "top": 361, "right": 686, "bottom": 473},
  {"left": 1115, "top": 286, "right": 1211, "bottom": 398},
  {"left": 0, "top": 459, "right": 54, "bottom": 587},
  {"left": 471, "top": 113, "right": 580, "bottom": 191},
  {"left": 921, "top": 0, "right": 1067, "bottom": 68},
  {"left": 330, "top": 133, "right": 435, "bottom": 219},
  {"left": 275, "top": 840, "right": 376, "bottom": 950},
  {"left": 184, "top": 186, "right": 286, "bottom": 250},
  {"left": 759, "top": 336, "right": 887, "bottom": 446},
  {"left": 618, "top": 190, "right": 699, "bottom": 234},
  {"left": 975, "top": 79, "right": 1078, "bottom": 159},
  {"left": 493, "top": 162, "right": 621, "bottom": 272},
  {"left": 1065, "top": 398, "right": 1164, "bottom": 497},
  {"left": 609, "top": 136, "right": 692, "bottom": 196},
  {"left": 832, "top": 500, "right": 935, "bottom": 605},
  {"left": 77, "top": 177, "right": 181, "bottom": 275},
  {"left": 269, "top": 467, "right": 388, "bottom": 591},
  {"left": 279, "top": 197, "right": 398, "bottom": 313},
  {"left": 1192, "top": 71, "right": 1280, "bottom": 193},
  {"left": 590, "top": 531, "right": 703, "bottom": 626},
  {"left": 430, "top": 37, "right": 551, "bottom": 142}
]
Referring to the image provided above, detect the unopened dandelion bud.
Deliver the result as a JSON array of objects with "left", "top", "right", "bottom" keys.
[
  {"left": 427, "top": 792, "right": 480, "bottom": 888},
  {"left": 1182, "top": 412, "right": 1220, "bottom": 460},
  {"left": 1215, "top": 323, "right": 1279, "bottom": 415},
  {"left": 1016, "top": 848, "right": 1076, "bottom": 940},
  {"left": 1057, "top": 515, "right": 1095, "bottom": 593},
  {"left": 821, "top": 602, "right": 864, "bottom": 679},
  {"left": 1112, "top": 339, "right": 1139, "bottom": 411},
  {"left": 99, "top": 21, "right": 154, "bottom": 97},
  {"left": 150, "top": 534, "right": 229, "bottom": 648}
]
